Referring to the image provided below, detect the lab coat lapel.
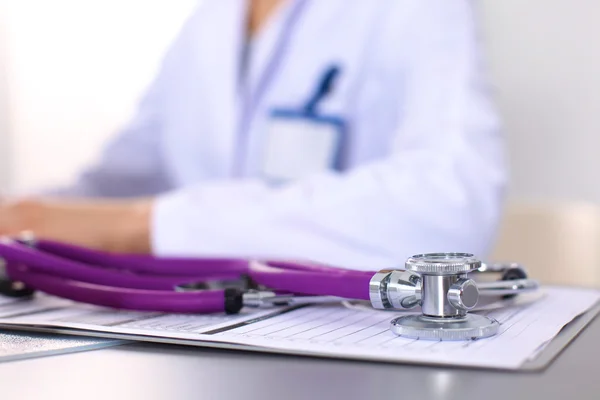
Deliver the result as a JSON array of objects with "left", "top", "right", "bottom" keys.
[
  {"left": 247, "top": 0, "right": 379, "bottom": 112},
  {"left": 243, "top": 0, "right": 304, "bottom": 107},
  {"left": 188, "top": 0, "right": 247, "bottom": 179}
]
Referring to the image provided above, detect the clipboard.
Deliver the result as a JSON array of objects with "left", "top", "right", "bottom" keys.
[
  {"left": 0, "top": 330, "right": 124, "bottom": 363},
  {"left": 519, "top": 300, "right": 600, "bottom": 371}
]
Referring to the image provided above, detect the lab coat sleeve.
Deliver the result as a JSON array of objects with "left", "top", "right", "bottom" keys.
[
  {"left": 151, "top": 0, "right": 508, "bottom": 270},
  {"left": 49, "top": 82, "right": 171, "bottom": 198},
  {"left": 44, "top": 65, "right": 172, "bottom": 198}
]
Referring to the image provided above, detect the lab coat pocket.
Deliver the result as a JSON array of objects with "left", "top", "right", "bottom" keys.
[{"left": 260, "top": 110, "right": 346, "bottom": 183}]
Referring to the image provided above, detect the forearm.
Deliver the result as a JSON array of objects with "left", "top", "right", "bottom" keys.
[{"left": 0, "top": 198, "right": 154, "bottom": 254}]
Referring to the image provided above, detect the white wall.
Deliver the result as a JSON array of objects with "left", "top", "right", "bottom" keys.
[
  {"left": 479, "top": 0, "right": 600, "bottom": 203},
  {"left": 1, "top": 0, "right": 197, "bottom": 195},
  {"left": 0, "top": 6, "right": 11, "bottom": 192},
  {"left": 1, "top": 0, "right": 600, "bottom": 202}
]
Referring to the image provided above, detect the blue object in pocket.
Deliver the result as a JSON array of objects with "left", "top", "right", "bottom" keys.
[{"left": 261, "top": 65, "right": 347, "bottom": 182}]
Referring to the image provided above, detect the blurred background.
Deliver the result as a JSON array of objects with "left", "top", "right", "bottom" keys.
[{"left": 1, "top": 0, "right": 599, "bottom": 283}]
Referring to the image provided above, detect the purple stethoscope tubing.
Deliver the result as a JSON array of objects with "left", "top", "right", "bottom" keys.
[{"left": 0, "top": 239, "right": 374, "bottom": 314}]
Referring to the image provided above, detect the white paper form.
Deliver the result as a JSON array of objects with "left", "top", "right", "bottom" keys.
[
  {"left": 0, "top": 293, "right": 292, "bottom": 338},
  {"left": 0, "top": 286, "right": 598, "bottom": 370},
  {"left": 207, "top": 287, "right": 600, "bottom": 369}
]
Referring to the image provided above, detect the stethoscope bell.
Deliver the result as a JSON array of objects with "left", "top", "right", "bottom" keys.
[{"left": 371, "top": 253, "right": 501, "bottom": 341}]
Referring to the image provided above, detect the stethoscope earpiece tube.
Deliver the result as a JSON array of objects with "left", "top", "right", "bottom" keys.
[
  {"left": 247, "top": 260, "right": 374, "bottom": 300},
  {"left": 6, "top": 264, "right": 231, "bottom": 314}
]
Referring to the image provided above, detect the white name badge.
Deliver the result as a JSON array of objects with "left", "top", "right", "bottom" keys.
[{"left": 260, "top": 111, "right": 346, "bottom": 183}]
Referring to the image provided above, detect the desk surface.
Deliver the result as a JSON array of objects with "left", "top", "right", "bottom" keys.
[
  {"left": 0, "top": 311, "right": 598, "bottom": 400},
  {"left": 0, "top": 261, "right": 598, "bottom": 400}
]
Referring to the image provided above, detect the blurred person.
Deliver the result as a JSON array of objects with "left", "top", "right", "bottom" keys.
[{"left": 0, "top": 0, "right": 506, "bottom": 270}]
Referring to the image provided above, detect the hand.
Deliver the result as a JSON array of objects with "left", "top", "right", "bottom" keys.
[{"left": 0, "top": 198, "right": 153, "bottom": 253}]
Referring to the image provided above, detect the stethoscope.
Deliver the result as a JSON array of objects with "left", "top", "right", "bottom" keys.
[{"left": 0, "top": 236, "right": 539, "bottom": 341}]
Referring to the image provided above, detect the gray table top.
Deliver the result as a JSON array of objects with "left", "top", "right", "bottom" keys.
[{"left": 0, "top": 312, "right": 597, "bottom": 400}]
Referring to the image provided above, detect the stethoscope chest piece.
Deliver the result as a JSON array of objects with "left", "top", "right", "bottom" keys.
[{"left": 387, "top": 253, "right": 500, "bottom": 341}]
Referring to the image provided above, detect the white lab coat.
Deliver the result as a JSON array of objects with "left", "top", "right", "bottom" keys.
[{"left": 59, "top": 0, "right": 507, "bottom": 270}]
